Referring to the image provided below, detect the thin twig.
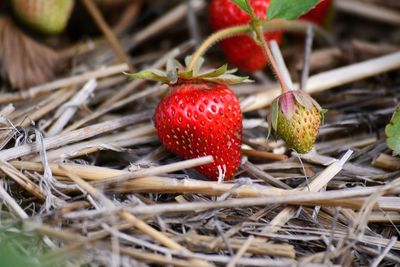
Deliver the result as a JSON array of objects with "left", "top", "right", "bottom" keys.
[
  {"left": 227, "top": 235, "right": 255, "bottom": 267},
  {"left": 242, "top": 51, "right": 400, "bottom": 112},
  {"left": 369, "top": 237, "right": 397, "bottom": 267},
  {"left": 60, "top": 167, "right": 213, "bottom": 267},
  {"left": 300, "top": 25, "right": 313, "bottom": 90},
  {"left": 0, "top": 111, "right": 152, "bottom": 161},
  {"left": 82, "top": 0, "right": 133, "bottom": 70},
  {"left": 0, "top": 181, "right": 28, "bottom": 219},
  {"left": 47, "top": 79, "right": 97, "bottom": 136}
]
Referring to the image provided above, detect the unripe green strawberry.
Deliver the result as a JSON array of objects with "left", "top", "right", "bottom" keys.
[
  {"left": 12, "top": 0, "right": 75, "bottom": 34},
  {"left": 270, "top": 90, "right": 325, "bottom": 154}
]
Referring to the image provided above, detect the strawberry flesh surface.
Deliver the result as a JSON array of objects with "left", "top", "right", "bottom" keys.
[
  {"left": 154, "top": 83, "right": 242, "bottom": 180},
  {"left": 300, "top": 0, "right": 333, "bottom": 26}
]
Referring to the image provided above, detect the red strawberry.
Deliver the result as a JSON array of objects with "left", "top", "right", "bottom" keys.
[
  {"left": 126, "top": 59, "right": 249, "bottom": 180},
  {"left": 300, "top": 0, "right": 334, "bottom": 26},
  {"left": 154, "top": 83, "right": 242, "bottom": 180},
  {"left": 209, "top": 0, "right": 282, "bottom": 72}
]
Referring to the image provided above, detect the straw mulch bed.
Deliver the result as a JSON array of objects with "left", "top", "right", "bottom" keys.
[{"left": 0, "top": 0, "right": 400, "bottom": 266}]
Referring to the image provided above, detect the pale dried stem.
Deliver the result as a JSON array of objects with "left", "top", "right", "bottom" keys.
[
  {"left": 59, "top": 1, "right": 203, "bottom": 61},
  {"left": 336, "top": 0, "right": 400, "bottom": 26},
  {"left": 64, "top": 184, "right": 400, "bottom": 220},
  {"left": 0, "top": 160, "right": 45, "bottom": 201},
  {"left": 242, "top": 148, "right": 287, "bottom": 161},
  {"left": 23, "top": 88, "right": 76, "bottom": 124},
  {"left": 300, "top": 25, "right": 313, "bottom": 90},
  {"left": 368, "top": 212, "right": 400, "bottom": 223},
  {"left": 47, "top": 79, "right": 97, "bottom": 136},
  {"left": 0, "top": 63, "right": 128, "bottom": 104},
  {"left": 123, "top": 1, "right": 206, "bottom": 52},
  {"left": 112, "top": 1, "right": 143, "bottom": 34},
  {"left": 60, "top": 167, "right": 212, "bottom": 267},
  {"left": 82, "top": 0, "right": 133, "bottom": 70},
  {"left": 100, "top": 41, "right": 193, "bottom": 108},
  {"left": 242, "top": 161, "right": 291, "bottom": 189},
  {"left": 269, "top": 40, "right": 294, "bottom": 91},
  {"left": 0, "top": 111, "right": 151, "bottom": 161},
  {"left": 178, "top": 233, "right": 295, "bottom": 258},
  {"left": 33, "top": 124, "right": 155, "bottom": 161},
  {"left": 91, "top": 156, "right": 214, "bottom": 187},
  {"left": 372, "top": 153, "right": 400, "bottom": 171},
  {"left": 0, "top": 180, "right": 28, "bottom": 219},
  {"left": 264, "top": 150, "right": 353, "bottom": 233},
  {"left": 226, "top": 235, "right": 254, "bottom": 267},
  {"left": 63, "top": 84, "right": 165, "bottom": 132},
  {"left": 242, "top": 51, "right": 400, "bottom": 112}
]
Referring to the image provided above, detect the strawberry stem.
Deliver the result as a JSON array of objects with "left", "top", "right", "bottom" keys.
[
  {"left": 187, "top": 25, "right": 250, "bottom": 71},
  {"left": 253, "top": 23, "right": 289, "bottom": 92},
  {"left": 186, "top": 20, "right": 330, "bottom": 74},
  {"left": 269, "top": 40, "right": 295, "bottom": 91},
  {"left": 244, "top": 0, "right": 289, "bottom": 92}
]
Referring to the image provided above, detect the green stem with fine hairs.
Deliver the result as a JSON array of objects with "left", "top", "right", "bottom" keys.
[
  {"left": 186, "top": 25, "right": 251, "bottom": 71},
  {"left": 253, "top": 22, "right": 289, "bottom": 92},
  {"left": 186, "top": 19, "right": 329, "bottom": 90}
]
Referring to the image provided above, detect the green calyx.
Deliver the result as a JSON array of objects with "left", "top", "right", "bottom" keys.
[{"left": 125, "top": 56, "right": 252, "bottom": 85}]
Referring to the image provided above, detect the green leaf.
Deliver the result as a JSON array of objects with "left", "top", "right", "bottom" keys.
[
  {"left": 124, "top": 69, "right": 169, "bottom": 83},
  {"left": 202, "top": 74, "right": 252, "bottom": 85},
  {"left": 232, "top": 0, "right": 252, "bottom": 14},
  {"left": 166, "top": 57, "right": 178, "bottom": 84},
  {"left": 293, "top": 90, "right": 313, "bottom": 110},
  {"left": 386, "top": 105, "right": 400, "bottom": 155},
  {"left": 267, "top": 0, "right": 320, "bottom": 20},
  {"left": 179, "top": 69, "right": 194, "bottom": 79},
  {"left": 198, "top": 64, "right": 228, "bottom": 78},
  {"left": 271, "top": 98, "right": 279, "bottom": 131}
]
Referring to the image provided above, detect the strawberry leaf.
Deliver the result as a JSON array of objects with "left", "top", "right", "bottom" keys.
[
  {"left": 179, "top": 70, "right": 194, "bottom": 79},
  {"left": 319, "top": 108, "right": 328, "bottom": 124},
  {"left": 386, "top": 105, "right": 400, "bottom": 155},
  {"left": 231, "top": 0, "right": 252, "bottom": 15},
  {"left": 203, "top": 74, "right": 251, "bottom": 85},
  {"left": 198, "top": 64, "right": 228, "bottom": 78},
  {"left": 267, "top": 0, "right": 320, "bottom": 20},
  {"left": 293, "top": 90, "right": 313, "bottom": 110},
  {"left": 125, "top": 69, "right": 169, "bottom": 83},
  {"left": 271, "top": 98, "right": 279, "bottom": 131},
  {"left": 166, "top": 57, "right": 179, "bottom": 84}
]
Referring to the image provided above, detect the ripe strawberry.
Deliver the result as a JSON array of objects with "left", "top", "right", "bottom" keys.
[
  {"left": 300, "top": 0, "right": 334, "bottom": 27},
  {"left": 126, "top": 59, "right": 249, "bottom": 180},
  {"left": 270, "top": 90, "right": 325, "bottom": 154},
  {"left": 154, "top": 83, "right": 242, "bottom": 180},
  {"left": 12, "top": 0, "right": 75, "bottom": 34},
  {"left": 209, "top": 0, "right": 282, "bottom": 72}
]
